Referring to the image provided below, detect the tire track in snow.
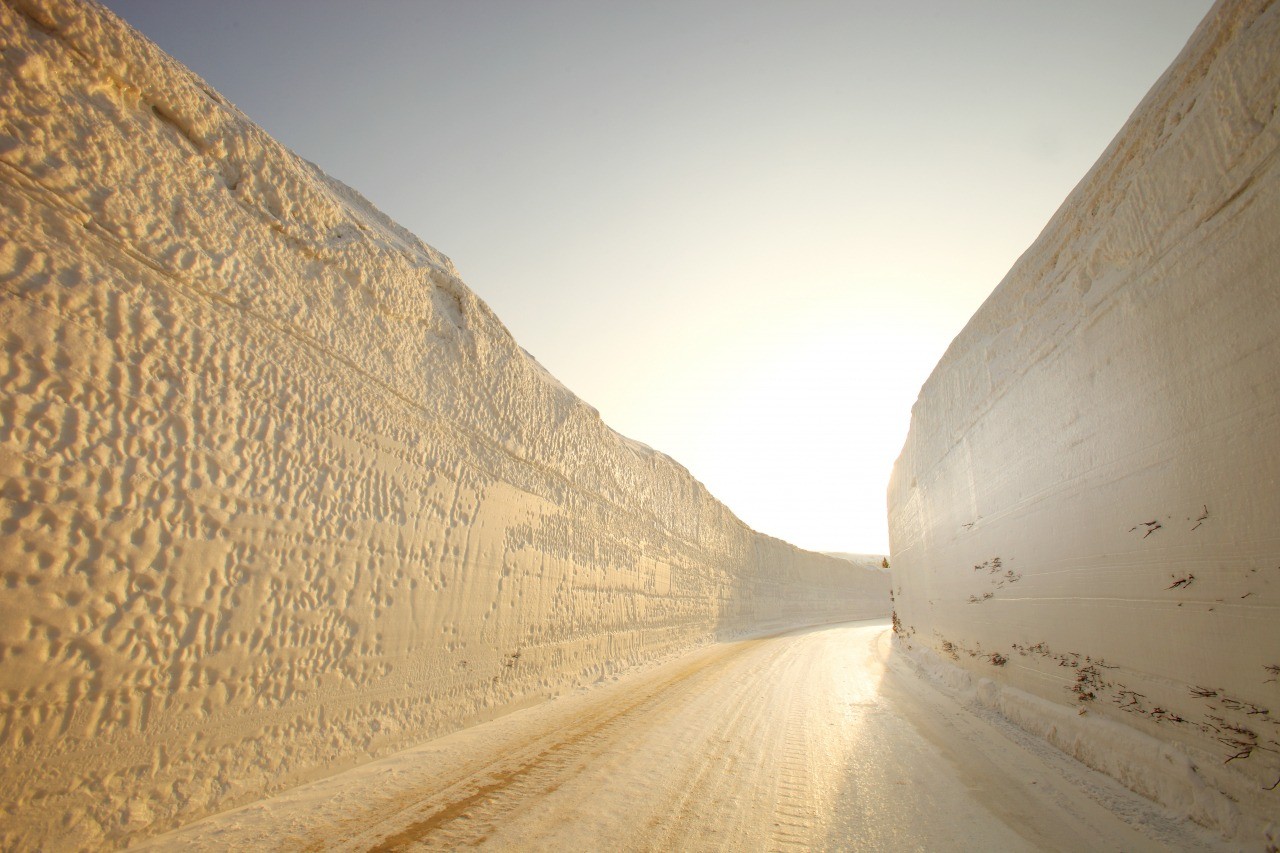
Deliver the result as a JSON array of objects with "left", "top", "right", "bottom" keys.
[
  {"left": 147, "top": 621, "right": 1229, "bottom": 852},
  {"left": 311, "top": 637, "right": 773, "bottom": 851}
]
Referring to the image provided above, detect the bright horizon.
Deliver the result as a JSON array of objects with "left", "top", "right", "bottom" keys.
[{"left": 102, "top": 0, "right": 1214, "bottom": 554}]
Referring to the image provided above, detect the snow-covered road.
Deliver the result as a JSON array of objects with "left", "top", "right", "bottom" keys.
[{"left": 148, "top": 620, "right": 1223, "bottom": 851}]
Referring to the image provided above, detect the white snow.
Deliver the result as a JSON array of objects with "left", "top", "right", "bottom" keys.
[
  {"left": 887, "top": 0, "right": 1280, "bottom": 844},
  {"left": 141, "top": 620, "right": 1230, "bottom": 851},
  {"left": 0, "top": 0, "right": 887, "bottom": 847},
  {"left": 825, "top": 551, "right": 889, "bottom": 571}
]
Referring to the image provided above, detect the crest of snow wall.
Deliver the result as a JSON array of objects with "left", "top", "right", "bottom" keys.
[
  {"left": 0, "top": 0, "right": 890, "bottom": 846},
  {"left": 887, "top": 0, "right": 1280, "bottom": 835}
]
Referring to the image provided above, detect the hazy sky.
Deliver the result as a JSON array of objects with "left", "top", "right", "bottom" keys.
[{"left": 103, "top": 0, "right": 1213, "bottom": 554}]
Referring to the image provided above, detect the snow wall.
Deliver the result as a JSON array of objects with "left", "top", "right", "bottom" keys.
[
  {"left": 0, "top": 0, "right": 890, "bottom": 846},
  {"left": 888, "top": 0, "right": 1279, "bottom": 838}
]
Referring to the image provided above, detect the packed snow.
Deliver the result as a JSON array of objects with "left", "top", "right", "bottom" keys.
[
  {"left": 142, "top": 620, "right": 1227, "bottom": 851},
  {"left": 0, "top": 0, "right": 887, "bottom": 846},
  {"left": 888, "top": 0, "right": 1280, "bottom": 844},
  {"left": 3, "top": 0, "right": 1276, "bottom": 847}
]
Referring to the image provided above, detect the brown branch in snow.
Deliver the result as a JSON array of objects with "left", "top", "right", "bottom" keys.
[
  {"left": 1130, "top": 520, "right": 1161, "bottom": 535},
  {"left": 1223, "top": 748, "right": 1252, "bottom": 763}
]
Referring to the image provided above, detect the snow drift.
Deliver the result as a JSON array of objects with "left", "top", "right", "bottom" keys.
[
  {"left": 0, "top": 0, "right": 888, "bottom": 846},
  {"left": 888, "top": 0, "right": 1279, "bottom": 839}
]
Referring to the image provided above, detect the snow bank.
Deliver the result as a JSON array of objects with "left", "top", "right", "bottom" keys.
[
  {"left": 892, "top": 639, "right": 1251, "bottom": 842},
  {"left": 888, "top": 0, "right": 1280, "bottom": 841},
  {"left": 0, "top": 0, "right": 889, "bottom": 847}
]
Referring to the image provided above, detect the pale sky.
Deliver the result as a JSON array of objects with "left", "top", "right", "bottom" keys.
[{"left": 103, "top": 0, "right": 1214, "bottom": 554}]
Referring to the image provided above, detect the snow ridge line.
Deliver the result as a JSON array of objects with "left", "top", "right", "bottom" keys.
[{"left": 0, "top": 0, "right": 891, "bottom": 847}]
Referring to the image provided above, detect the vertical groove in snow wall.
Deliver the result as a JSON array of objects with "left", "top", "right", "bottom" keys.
[
  {"left": 0, "top": 0, "right": 890, "bottom": 846},
  {"left": 888, "top": 0, "right": 1280, "bottom": 839}
]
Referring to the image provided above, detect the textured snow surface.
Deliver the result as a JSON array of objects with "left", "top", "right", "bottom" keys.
[
  {"left": 142, "top": 621, "right": 1228, "bottom": 852},
  {"left": 0, "top": 0, "right": 888, "bottom": 846},
  {"left": 888, "top": 0, "right": 1280, "bottom": 842}
]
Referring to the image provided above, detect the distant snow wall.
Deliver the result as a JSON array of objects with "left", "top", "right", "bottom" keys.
[
  {"left": 888, "top": 0, "right": 1279, "bottom": 838},
  {"left": 0, "top": 1, "right": 889, "bottom": 847}
]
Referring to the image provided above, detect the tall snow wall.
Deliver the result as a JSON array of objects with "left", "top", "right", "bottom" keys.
[
  {"left": 0, "top": 0, "right": 889, "bottom": 846},
  {"left": 888, "top": 0, "right": 1279, "bottom": 837}
]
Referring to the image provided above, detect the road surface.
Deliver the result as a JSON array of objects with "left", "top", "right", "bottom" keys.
[{"left": 147, "top": 620, "right": 1222, "bottom": 851}]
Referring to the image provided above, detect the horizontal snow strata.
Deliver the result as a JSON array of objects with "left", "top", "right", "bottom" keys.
[
  {"left": 888, "top": 0, "right": 1280, "bottom": 841},
  {"left": 0, "top": 0, "right": 890, "bottom": 847}
]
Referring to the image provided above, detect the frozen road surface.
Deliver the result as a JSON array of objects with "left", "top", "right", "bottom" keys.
[{"left": 149, "top": 620, "right": 1223, "bottom": 851}]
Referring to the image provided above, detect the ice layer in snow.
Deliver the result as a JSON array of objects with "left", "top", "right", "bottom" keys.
[
  {"left": 0, "top": 0, "right": 889, "bottom": 846},
  {"left": 887, "top": 0, "right": 1280, "bottom": 841}
]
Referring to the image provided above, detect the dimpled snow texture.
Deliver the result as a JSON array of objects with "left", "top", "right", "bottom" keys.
[{"left": 0, "top": 0, "right": 889, "bottom": 846}]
